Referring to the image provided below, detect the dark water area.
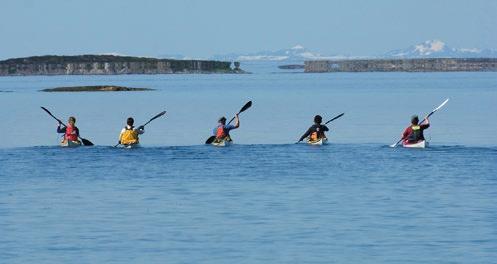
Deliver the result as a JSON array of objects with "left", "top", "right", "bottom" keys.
[{"left": 1, "top": 144, "right": 496, "bottom": 263}]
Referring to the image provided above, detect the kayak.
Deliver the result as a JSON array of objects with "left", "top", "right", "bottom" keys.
[
  {"left": 307, "top": 138, "right": 328, "bottom": 145},
  {"left": 60, "top": 140, "right": 82, "bottom": 148},
  {"left": 120, "top": 143, "right": 141, "bottom": 149},
  {"left": 211, "top": 139, "right": 232, "bottom": 147},
  {"left": 402, "top": 140, "right": 428, "bottom": 148}
]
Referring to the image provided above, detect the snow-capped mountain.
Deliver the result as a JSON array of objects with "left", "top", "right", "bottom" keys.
[
  {"left": 211, "top": 45, "right": 346, "bottom": 62},
  {"left": 158, "top": 41, "right": 497, "bottom": 62},
  {"left": 384, "top": 40, "right": 497, "bottom": 58}
]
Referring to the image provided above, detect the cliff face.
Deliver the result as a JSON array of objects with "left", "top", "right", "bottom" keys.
[
  {"left": 0, "top": 55, "right": 236, "bottom": 76},
  {"left": 305, "top": 58, "right": 497, "bottom": 72}
]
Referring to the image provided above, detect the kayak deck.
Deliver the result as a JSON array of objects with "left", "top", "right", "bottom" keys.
[
  {"left": 60, "top": 140, "right": 82, "bottom": 148},
  {"left": 307, "top": 138, "right": 328, "bottom": 145},
  {"left": 211, "top": 139, "right": 232, "bottom": 147},
  {"left": 402, "top": 140, "right": 428, "bottom": 148},
  {"left": 120, "top": 143, "right": 141, "bottom": 149}
]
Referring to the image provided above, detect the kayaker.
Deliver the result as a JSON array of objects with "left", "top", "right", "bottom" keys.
[
  {"left": 57, "top": 116, "right": 81, "bottom": 144},
  {"left": 118, "top": 117, "right": 144, "bottom": 146},
  {"left": 298, "top": 115, "right": 329, "bottom": 142},
  {"left": 213, "top": 114, "right": 239, "bottom": 142},
  {"left": 402, "top": 115, "right": 430, "bottom": 144}
]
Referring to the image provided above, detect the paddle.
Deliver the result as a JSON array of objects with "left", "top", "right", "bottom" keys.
[
  {"left": 296, "top": 113, "right": 345, "bottom": 143},
  {"left": 205, "top": 101, "right": 252, "bottom": 144},
  {"left": 389, "top": 98, "right": 449, "bottom": 148},
  {"left": 325, "top": 113, "right": 345, "bottom": 124},
  {"left": 114, "top": 111, "right": 167, "bottom": 147},
  {"left": 41, "top": 106, "right": 94, "bottom": 146}
]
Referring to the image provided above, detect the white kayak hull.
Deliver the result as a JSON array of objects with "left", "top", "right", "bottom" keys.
[
  {"left": 307, "top": 138, "right": 328, "bottom": 145},
  {"left": 60, "top": 140, "right": 82, "bottom": 148},
  {"left": 211, "top": 140, "right": 232, "bottom": 147},
  {"left": 120, "top": 143, "right": 141, "bottom": 149},
  {"left": 402, "top": 140, "right": 428, "bottom": 148}
]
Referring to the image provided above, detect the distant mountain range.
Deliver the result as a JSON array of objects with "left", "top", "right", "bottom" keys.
[
  {"left": 166, "top": 40, "right": 496, "bottom": 62},
  {"left": 210, "top": 45, "right": 351, "bottom": 62},
  {"left": 384, "top": 40, "right": 497, "bottom": 59}
]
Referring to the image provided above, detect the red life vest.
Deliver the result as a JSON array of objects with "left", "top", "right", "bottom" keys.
[
  {"left": 65, "top": 125, "right": 78, "bottom": 141},
  {"left": 216, "top": 125, "right": 226, "bottom": 139}
]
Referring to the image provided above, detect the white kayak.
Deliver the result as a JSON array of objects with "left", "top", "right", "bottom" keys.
[
  {"left": 211, "top": 139, "right": 232, "bottom": 147},
  {"left": 60, "top": 140, "right": 82, "bottom": 148},
  {"left": 402, "top": 140, "right": 428, "bottom": 148},
  {"left": 120, "top": 143, "right": 141, "bottom": 149},
  {"left": 307, "top": 138, "right": 328, "bottom": 145}
]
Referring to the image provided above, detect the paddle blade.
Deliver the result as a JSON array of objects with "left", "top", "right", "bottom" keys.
[
  {"left": 81, "top": 138, "right": 94, "bottom": 146},
  {"left": 143, "top": 111, "right": 167, "bottom": 127},
  {"left": 41, "top": 106, "right": 65, "bottom": 126},
  {"left": 227, "top": 101, "right": 252, "bottom": 125},
  {"left": 239, "top": 101, "right": 252, "bottom": 113},
  {"left": 205, "top": 136, "right": 216, "bottom": 144},
  {"left": 40, "top": 106, "right": 51, "bottom": 115},
  {"left": 434, "top": 98, "right": 449, "bottom": 112},
  {"left": 325, "top": 113, "right": 345, "bottom": 124},
  {"left": 150, "top": 111, "right": 167, "bottom": 122},
  {"left": 423, "top": 98, "right": 450, "bottom": 121}
]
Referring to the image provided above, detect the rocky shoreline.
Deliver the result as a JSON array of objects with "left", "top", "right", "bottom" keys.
[
  {"left": 40, "top": 85, "right": 154, "bottom": 92},
  {"left": 305, "top": 58, "right": 497, "bottom": 72},
  {"left": 0, "top": 55, "right": 244, "bottom": 76}
]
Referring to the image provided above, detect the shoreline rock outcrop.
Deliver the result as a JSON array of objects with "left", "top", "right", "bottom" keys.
[
  {"left": 305, "top": 58, "right": 497, "bottom": 72},
  {"left": 0, "top": 55, "right": 243, "bottom": 76}
]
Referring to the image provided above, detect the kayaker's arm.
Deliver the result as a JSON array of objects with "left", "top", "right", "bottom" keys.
[
  {"left": 233, "top": 114, "right": 240, "bottom": 129},
  {"left": 401, "top": 127, "right": 410, "bottom": 140},
  {"left": 323, "top": 125, "right": 329, "bottom": 132},
  {"left": 57, "top": 125, "right": 66, "bottom": 134},
  {"left": 420, "top": 118, "right": 430, "bottom": 129},
  {"left": 298, "top": 127, "right": 312, "bottom": 142},
  {"left": 118, "top": 128, "right": 125, "bottom": 144},
  {"left": 137, "top": 126, "right": 145, "bottom": 134}
]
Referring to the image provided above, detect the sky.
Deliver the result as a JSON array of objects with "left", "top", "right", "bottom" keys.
[{"left": 0, "top": 0, "right": 496, "bottom": 59}]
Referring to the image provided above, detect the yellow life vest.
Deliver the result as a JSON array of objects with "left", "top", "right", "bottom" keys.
[{"left": 120, "top": 128, "right": 139, "bottom": 145}]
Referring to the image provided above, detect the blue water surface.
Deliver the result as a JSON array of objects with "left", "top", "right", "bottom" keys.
[
  {"left": 1, "top": 144, "right": 496, "bottom": 263},
  {"left": 1, "top": 69, "right": 497, "bottom": 263},
  {"left": 0, "top": 71, "right": 496, "bottom": 147}
]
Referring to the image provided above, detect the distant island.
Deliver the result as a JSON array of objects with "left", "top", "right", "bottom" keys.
[
  {"left": 305, "top": 58, "right": 497, "bottom": 73},
  {"left": 41, "top": 85, "right": 154, "bottom": 92},
  {"left": 0, "top": 55, "right": 244, "bottom": 76}
]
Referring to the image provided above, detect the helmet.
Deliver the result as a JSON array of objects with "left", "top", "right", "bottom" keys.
[
  {"left": 314, "top": 115, "right": 322, "bottom": 124},
  {"left": 127, "top": 117, "right": 134, "bottom": 126},
  {"left": 218, "top": 116, "right": 227, "bottom": 124},
  {"left": 411, "top": 115, "right": 419, "bottom": 125}
]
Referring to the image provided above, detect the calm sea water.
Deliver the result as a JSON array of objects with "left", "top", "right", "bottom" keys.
[{"left": 1, "top": 68, "right": 496, "bottom": 263}]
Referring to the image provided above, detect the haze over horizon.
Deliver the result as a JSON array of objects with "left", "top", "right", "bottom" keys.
[{"left": 1, "top": 0, "right": 496, "bottom": 60}]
